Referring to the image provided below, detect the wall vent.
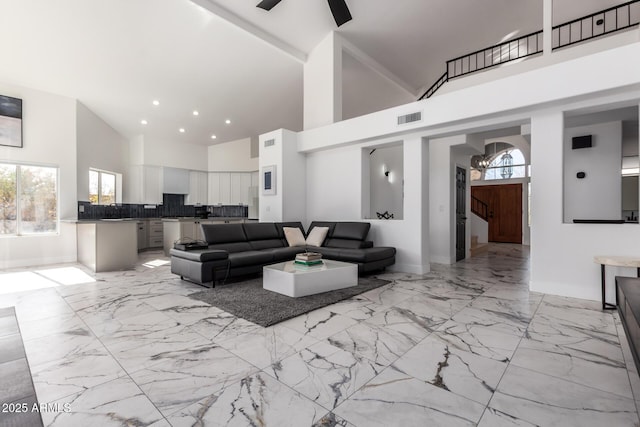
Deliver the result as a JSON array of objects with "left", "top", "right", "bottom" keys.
[
  {"left": 397, "top": 111, "right": 422, "bottom": 125},
  {"left": 264, "top": 139, "right": 275, "bottom": 147}
]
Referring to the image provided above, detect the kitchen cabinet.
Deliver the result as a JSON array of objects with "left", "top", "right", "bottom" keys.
[
  {"left": 163, "top": 220, "right": 201, "bottom": 256},
  {"left": 219, "top": 173, "right": 231, "bottom": 204},
  {"left": 238, "top": 173, "right": 252, "bottom": 205},
  {"left": 186, "top": 171, "right": 208, "bottom": 205},
  {"left": 249, "top": 171, "right": 259, "bottom": 218},
  {"left": 208, "top": 172, "right": 231, "bottom": 205},
  {"left": 163, "top": 167, "right": 190, "bottom": 194},
  {"left": 128, "top": 165, "right": 163, "bottom": 205},
  {"left": 208, "top": 172, "right": 255, "bottom": 205},
  {"left": 77, "top": 221, "right": 137, "bottom": 272},
  {"left": 208, "top": 173, "right": 221, "bottom": 205},
  {"left": 137, "top": 221, "right": 147, "bottom": 251},
  {"left": 147, "top": 220, "right": 163, "bottom": 248},
  {"left": 230, "top": 173, "right": 248, "bottom": 205}
]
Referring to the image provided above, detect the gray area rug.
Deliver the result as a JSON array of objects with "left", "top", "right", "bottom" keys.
[
  {"left": 188, "top": 276, "right": 390, "bottom": 327},
  {"left": 0, "top": 307, "right": 44, "bottom": 427}
]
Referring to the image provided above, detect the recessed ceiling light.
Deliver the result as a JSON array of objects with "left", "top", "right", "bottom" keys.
[
  {"left": 211, "top": 134, "right": 217, "bottom": 139},
  {"left": 152, "top": 100, "right": 159, "bottom": 106},
  {"left": 179, "top": 128, "right": 185, "bottom": 133},
  {"left": 225, "top": 119, "right": 231, "bottom": 124},
  {"left": 193, "top": 110, "right": 199, "bottom": 116},
  {"left": 140, "top": 119, "right": 148, "bottom": 125}
]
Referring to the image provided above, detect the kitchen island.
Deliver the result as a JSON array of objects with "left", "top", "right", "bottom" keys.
[{"left": 76, "top": 219, "right": 138, "bottom": 272}]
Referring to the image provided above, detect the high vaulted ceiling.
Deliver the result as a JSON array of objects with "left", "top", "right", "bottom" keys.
[{"left": 0, "top": 0, "right": 624, "bottom": 146}]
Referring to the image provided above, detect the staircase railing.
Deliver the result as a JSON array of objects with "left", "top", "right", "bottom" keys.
[
  {"left": 471, "top": 196, "right": 489, "bottom": 222},
  {"left": 420, "top": 72, "right": 448, "bottom": 100},
  {"left": 419, "top": 0, "right": 640, "bottom": 100}
]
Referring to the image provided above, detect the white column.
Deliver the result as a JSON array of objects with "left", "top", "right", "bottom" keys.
[
  {"left": 428, "top": 134, "right": 466, "bottom": 264},
  {"left": 543, "top": 0, "right": 553, "bottom": 55},
  {"left": 303, "top": 32, "right": 343, "bottom": 130},
  {"left": 258, "top": 129, "right": 306, "bottom": 223},
  {"left": 529, "top": 110, "right": 564, "bottom": 293}
]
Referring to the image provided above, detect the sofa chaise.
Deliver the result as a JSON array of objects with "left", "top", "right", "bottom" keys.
[{"left": 169, "top": 221, "right": 396, "bottom": 287}]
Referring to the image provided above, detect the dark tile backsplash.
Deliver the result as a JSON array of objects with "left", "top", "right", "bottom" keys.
[{"left": 78, "top": 194, "right": 248, "bottom": 220}]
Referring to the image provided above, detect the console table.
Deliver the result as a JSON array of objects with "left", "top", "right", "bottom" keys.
[{"left": 594, "top": 256, "right": 640, "bottom": 310}]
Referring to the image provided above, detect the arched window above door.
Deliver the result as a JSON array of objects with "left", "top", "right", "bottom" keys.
[{"left": 471, "top": 142, "right": 528, "bottom": 181}]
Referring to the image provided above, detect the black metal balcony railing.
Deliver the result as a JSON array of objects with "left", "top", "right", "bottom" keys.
[
  {"left": 447, "top": 30, "right": 543, "bottom": 81},
  {"left": 552, "top": 0, "right": 640, "bottom": 49},
  {"left": 419, "top": 0, "right": 640, "bottom": 100}
]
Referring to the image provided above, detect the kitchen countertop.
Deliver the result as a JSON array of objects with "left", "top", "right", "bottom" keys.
[
  {"left": 161, "top": 217, "right": 247, "bottom": 222},
  {"left": 62, "top": 218, "right": 141, "bottom": 223},
  {"left": 63, "top": 217, "right": 248, "bottom": 223}
]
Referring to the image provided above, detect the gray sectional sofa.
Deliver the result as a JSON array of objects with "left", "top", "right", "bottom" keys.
[{"left": 169, "top": 221, "right": 396, "bottom": 287}]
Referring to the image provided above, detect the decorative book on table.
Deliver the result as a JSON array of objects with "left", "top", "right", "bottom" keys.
[
  {"left": 294, "top": 259, "right": 323, "bottom": 266},
  {"left": 296, "top": 252, "right": 322, "bottom": 262}
]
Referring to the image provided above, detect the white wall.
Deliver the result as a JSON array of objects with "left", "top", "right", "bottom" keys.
[
  {"left": 470, "top": 212, "right": 488, "bottom": 244},
  {"left": 530, "top": 110, "right": 640, "bottom": 302},
  {"left": 368, "top": 144, "right": 404, "bottom": 219},
  {"left": 342, "top": 52, "right": 414, "bottom": 121},
  {"left": 0, "top": 83, "right": 78, "bottom": 268},
  {"left": 282, "top": 131, "right": 307, "bottom": 224},
  {"left": 129, "top": 135, "right": 144, "bottom": 165},
  {"left": 298, "top": 42, "right": 640, "bottom": 153},
  {"left": 208, "top": 137, "right": 258, "bottom": 172},
  {"left": 304, "top": 135, "right": 430, "bottom": 273},
  {"left": 260, "top": 39, "right": 640, "bottom": 301},
  {"left": 306, "top": 146, "right": 361, "bottom": 224},
  {"left": 563, "top": 121, "right": 622, "bottom": 222},
  {"left": 304, "top": 32, "right": 342, "bottom": 130},
  {"left": 141, "top": 137, "right": 208, "bottom": 171},
  {"left": 76, "top": 102, "right": 129, "bottom": 201}
]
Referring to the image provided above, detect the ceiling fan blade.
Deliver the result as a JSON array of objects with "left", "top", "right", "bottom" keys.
[
  {"left": 327, "top": 0, "right": 352, "bottom": 27},
  {"left": 256, "top": 0, "right": 283, "bottom": 11}
]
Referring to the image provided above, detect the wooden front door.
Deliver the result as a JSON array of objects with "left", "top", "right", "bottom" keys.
[{"left": 471, "top": 184, "right": 522, "bottom": 244}]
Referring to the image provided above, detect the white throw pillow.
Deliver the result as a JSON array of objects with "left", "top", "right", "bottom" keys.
[
  {"left": 283, "top": 227, "right": 306, "bottom": 247},
  {"left": 305, "top": 226, "right": 329, "bottom": 247}
]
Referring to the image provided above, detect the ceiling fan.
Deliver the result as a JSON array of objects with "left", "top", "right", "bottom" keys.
[{"left": 256, "top": 0, "right": 352, "bottom": 27}]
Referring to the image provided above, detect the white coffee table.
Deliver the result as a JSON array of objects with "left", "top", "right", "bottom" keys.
[{"left": 263, "top": 259, "right": 358, "bottom": 298}]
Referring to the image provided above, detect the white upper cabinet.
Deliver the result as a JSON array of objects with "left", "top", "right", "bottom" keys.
[
  {"left": 208, "top": 171, "right": 257, "bottom": 205},
  {"left": 186, "top": 171, "right": 208, "bottom": 205},
  {"left": 240, "top": 173, "right": 251, "bottom": 205},
  {"left": 208, "top": 172, "right": 221, "bottom": 205},
  {"left": 128, "top": 165, "right": 162, "bottom": 204},
  {"left": 219, "top": 173, "right": 231, "bottom": 204},
  {"left": 230, "top": 173, "right": 243, "bottom": 204}
]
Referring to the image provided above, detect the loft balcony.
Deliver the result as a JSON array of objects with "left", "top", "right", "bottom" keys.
[{"left": 420, "top": 0, "right": 640, "bottom": 100}]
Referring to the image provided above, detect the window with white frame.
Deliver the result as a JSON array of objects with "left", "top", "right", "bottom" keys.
[
  {"left": 89, "top": 169, "right": 116, "bottom": 205},
  {"left": 0, "top": 163, "right": 58, "bottom": 235}
]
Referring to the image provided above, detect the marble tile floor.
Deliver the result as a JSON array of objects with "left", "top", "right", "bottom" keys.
[{"left": 1, "top": 244, "right": 639, "bottom": 426}]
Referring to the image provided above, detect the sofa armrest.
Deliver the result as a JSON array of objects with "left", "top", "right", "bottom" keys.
[
  {"left": 360, "top": 241, "right": 374, "bottom": 249},
  {"left": 170, "top": 248, "right": 229, "bottom": 263}
]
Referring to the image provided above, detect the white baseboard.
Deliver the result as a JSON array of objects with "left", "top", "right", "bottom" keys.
[{"left": 388, "top": 263, "right": 430, "bottom": 275}]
